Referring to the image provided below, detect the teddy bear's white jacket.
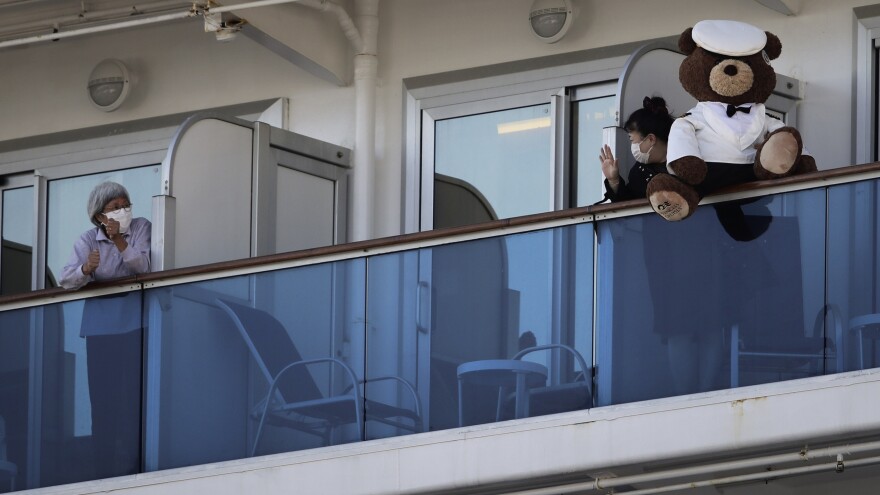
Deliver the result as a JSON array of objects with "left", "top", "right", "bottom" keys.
[{"left": 666, "top": 101, "right": 807, "bottom": 166}]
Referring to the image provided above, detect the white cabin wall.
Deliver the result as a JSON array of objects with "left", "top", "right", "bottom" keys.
[
  {"left": 375, "top": 0, "right": 876, "bottom": 236},
  {"left": 0, "top": 21, "right": 355, "bottom": 147},
  {"left": 0, "top": 0, "right": 876, "bottom": 240}
]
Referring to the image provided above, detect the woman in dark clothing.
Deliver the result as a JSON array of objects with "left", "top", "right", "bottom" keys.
[
  {"left": 597, "top": 96, "right": 726, "bottom": 396},
  {"left": 599, "top": 96, "right": 674, "bottom": 202}
]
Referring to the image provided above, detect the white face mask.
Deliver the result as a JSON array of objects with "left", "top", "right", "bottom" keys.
[
  {"left": 631, "top": 139, "right": 654, "bottom": 163},
  {"left": 103, "top": 209, "right": 133, "bottom": 234}
]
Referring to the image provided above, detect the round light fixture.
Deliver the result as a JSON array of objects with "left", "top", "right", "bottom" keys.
[
  {"left": 529, "top": 0, "right": 574, "bottom": 43},
  {"left": 87, "top": 59, "right": 131, "bottom": 112}
]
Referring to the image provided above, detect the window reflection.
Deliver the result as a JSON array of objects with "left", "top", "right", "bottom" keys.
[
  {"left": 575, "top": 95, "right": 617, "bottom": 206},
  {"left": 434, "top": 105, "right": 553, "bottom": 228},
  {"left": 1, "top": 187, "right": 33, "bottom": 295},
  {"left": 0, "top": 296, "right": 142, "bottom": 492},
  {"left": 596, "top": 191, "right": 827, "bottom": 405},
  {"left": 367, "top": 226, "right": 594, "bottom": 432},
  {"left": 828, "top": 180, "right": 880, "bottom": 371},
  {"left": 150, "top": 260, "right": 366, "bottom": 469}
]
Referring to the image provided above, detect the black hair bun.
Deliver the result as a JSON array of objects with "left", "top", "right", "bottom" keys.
[{"left": 642, "top": 96, "right": 668, "bottom": 114}]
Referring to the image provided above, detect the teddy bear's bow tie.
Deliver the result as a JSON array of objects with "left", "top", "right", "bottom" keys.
[{"left": 726, "top": 104, "right": 752, "bottom": 118}]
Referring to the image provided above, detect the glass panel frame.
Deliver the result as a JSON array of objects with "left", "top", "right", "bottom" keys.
[
  {"left": 0, "top": 175, "right": 36, "bottom": 295},
  {"left": 420, "top": 90, "right": 557, "bottom": 231},
  {"left": 570, "top": 85, "right": 617, "bottom": 207}
]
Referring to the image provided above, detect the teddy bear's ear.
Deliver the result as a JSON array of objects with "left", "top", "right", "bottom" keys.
[
  {"left": 764, "top": 31, "right": 782, "bottom": 60},
  {"left": 679, "top": 27, "right": 697, "bottom": 55}
]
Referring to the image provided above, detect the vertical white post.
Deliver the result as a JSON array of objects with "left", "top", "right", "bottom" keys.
[{"left": 351, "top": 0, "right": 379, "bottom": 241}]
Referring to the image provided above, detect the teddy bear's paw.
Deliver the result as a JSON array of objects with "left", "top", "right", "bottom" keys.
[
  {"left": 646, "top": 174, "right": 700, "bottom": 221},
  {"left": 755, "top": 127, "right": 803, "bottom": 179},
  {"left": 668, "top": 156, "right": 708, "bottom": 185},
  {"left": 793, "top": 154, "right": 818, "bottom": 174}
]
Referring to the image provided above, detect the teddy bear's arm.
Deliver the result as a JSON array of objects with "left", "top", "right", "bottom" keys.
[{"left": 667, "top": 118, "right": 700, "bottom": 165}]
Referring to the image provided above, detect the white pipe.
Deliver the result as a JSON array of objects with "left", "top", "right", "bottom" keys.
[
  {"left": 209, "top": 0, "right": 307, "bottom": 15},
  {"left": 0, "top": 9, "right": 197, "bottom": 48},
  {"left": 0, "top": 0, "right": 51, "bottom": 9},
  {"left": 292, "top": 0, "right": 372, "bottom": 240},
  {"left": 617, "top": 455, "right": 880, "bottom": 495},
  {"left": 507, "top": 440, "right": 880, "bottom": 495},
  {"left": 349, "top": 0, "right": 379, "bottom": 241},
  {"left": 0, "top": 0, "right": 308, "bottom": 49},
  {"left": 0, "top": 0, "right": 190, "bottom": 39},
  {"left": 298, "top": 0, "right": 363, "bottom": 52}
]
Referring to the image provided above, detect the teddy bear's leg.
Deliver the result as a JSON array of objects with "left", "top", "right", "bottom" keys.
[
  {"left": 754, "top": 127, "right": 803, "bottom": 179},
  {"left": 668, "top": 156, "right": 708, "bottom": 185},
  {"left": 646, "top": 174, "right": 701, "bottom": 221}
]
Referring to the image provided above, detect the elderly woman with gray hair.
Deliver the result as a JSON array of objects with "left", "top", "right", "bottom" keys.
[
  {"left": 59, "top": 181, "right": 151, "bottom": 289},
  {"left": 58, "top": 181, "right": 150, "bottom": 478}
]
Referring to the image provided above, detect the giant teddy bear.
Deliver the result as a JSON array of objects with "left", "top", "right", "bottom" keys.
[{"left": 646, "top": 19, "right": 817, "bottom": 221}]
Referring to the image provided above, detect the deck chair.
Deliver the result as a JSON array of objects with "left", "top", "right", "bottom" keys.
[
  {"left": 215, "top": 299, "right": 423, "bottom": 457},
  {"left": 499, "top": 344, "right": 592, "bottom": 420},
  {"left": 726, "top": 217, "right": 842, "bottom": 386},
  {"left": 730, "top": 303, "right": 843, "bottom": 387},
  {"left": 848, "top": 313, "right": 880, "bottom": 369}
]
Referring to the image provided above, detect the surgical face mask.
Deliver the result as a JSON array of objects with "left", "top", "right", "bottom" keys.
[
  {"left": 103, "top": 208, "right": 133, "bottom": 234},
  {"left": 631, "top": 139, "right": 654, "bottom": 163}
]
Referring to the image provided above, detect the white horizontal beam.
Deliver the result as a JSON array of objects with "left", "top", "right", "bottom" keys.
[
  {"left": 0, "top": 0, "right": 308, "bottom": 50},
  {"left": 26, "top": 369, "right": 880, "bottom": 495}
]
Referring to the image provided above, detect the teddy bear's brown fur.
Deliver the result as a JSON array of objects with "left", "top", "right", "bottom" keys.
[{"left": 645, "top": 24, "right": 817, "bottom": 221}]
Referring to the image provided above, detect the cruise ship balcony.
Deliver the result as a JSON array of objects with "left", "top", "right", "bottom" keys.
[{"left": 3, "top": 163, "right": 880, "bottom": 494}]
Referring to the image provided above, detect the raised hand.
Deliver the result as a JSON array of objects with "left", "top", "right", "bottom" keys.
[
  {"left": 83, "top": 250, "right": 100, "bottom": 275},
  {"left": 103, "top": 218, "right": 121, "bottom": 239},
  {"left": 599, "top": 144, "right": 620, "bottom": 187}
]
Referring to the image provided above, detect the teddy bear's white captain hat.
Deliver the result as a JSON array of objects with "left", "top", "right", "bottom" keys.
[{"left": 691, "top": 20, "right": 767, "bottom": 57}]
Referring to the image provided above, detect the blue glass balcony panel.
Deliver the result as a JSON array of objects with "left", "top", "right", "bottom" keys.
[
  {"left": 828, "top": 179, "right": 880, "bottom": 371},
  {"left": 144, "top": 259, "right": 366, "bottom": 471},
  {"left": 0, "top": 294, "right": 143, "bottom": 492},
  {"left": 365, "top": 227, "right": 594, "bottom": 433},
  {"left": 595, "top": 190, "right": 828, "bottom": 406}
]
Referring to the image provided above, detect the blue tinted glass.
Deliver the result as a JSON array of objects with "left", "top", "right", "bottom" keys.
[
  {"left": 0, "top": 307, "right": 30, "bottom": 492},
  {"left": 576, "top": 95, "right": 617, "bottom": 206},
  {"left": 146, "top": 259, "right": 365, "bottom": 470},
  {"left": 1, "top": 187, "right": 34, "bottom": 295},
  {"left": 368, "top": 227, "right": 593, "bottom": 432},
  {"left": 595, "top": 191, "right": 827, "bottom": 405},
  {"left": 828, "top": 179, "right": 880, "bottom": 372},
  {"left": 363, "top": 251, "right": 425, "bottom": 440},
  {"left": 0, "top": 294, "right": 142, "bottom": 492}
]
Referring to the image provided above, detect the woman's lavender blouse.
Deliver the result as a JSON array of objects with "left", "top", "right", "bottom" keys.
[{"left": 59, "top": 217, "right": 152, "bottom": 290}]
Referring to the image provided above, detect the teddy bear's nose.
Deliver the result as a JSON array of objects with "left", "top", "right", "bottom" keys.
[{"left": 723, "top": 64, "right": 738, "bottom": 76}]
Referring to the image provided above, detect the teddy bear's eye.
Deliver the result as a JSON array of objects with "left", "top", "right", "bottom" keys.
[{"left": 761, "top": 50, "right": 770, "bottom": 64}]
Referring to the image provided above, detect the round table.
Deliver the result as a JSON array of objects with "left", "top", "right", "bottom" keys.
[{"left": 457, "top": 359, "right": 548, "bottom": 425}]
